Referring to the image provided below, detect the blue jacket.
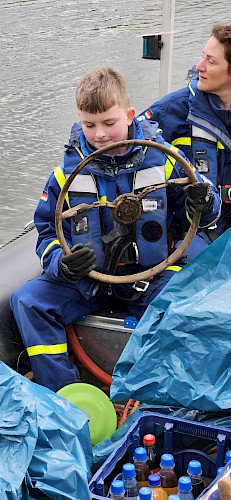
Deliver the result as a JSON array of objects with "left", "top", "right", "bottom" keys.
[
  {"left": 34, "top": 118, "right": 220, "bottom": 299},
  {"left": 140, "top": 83, "right": 231, "bottom": 236}
]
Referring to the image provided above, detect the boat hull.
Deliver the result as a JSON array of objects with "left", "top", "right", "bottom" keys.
[{"left": 0, "top": 229, "right": 41, "bottom": 369}]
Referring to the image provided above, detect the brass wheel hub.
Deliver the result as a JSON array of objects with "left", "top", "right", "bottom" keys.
[{"left": 112, "top": 194, "right": 142, "bottom": 224}]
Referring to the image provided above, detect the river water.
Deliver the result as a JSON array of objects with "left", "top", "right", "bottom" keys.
[{"left": 0, "top": 0, "right": 229, "bottom": 245}]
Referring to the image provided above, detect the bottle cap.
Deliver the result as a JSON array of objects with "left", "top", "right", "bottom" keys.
[
  {"left": 217, "top": 466, "right": 225, "bottom": 476},
  {"left": 139, "top": 487, "right": 152, "bottom": 500},
  {"left": 122, "top": 463, "right": 135, "bottom": 478},
  {"left": 111, "top": 480, "right": 125, "bottom": 495},
  {"left": 160, "top": 453, "right": 174, "bottom": 467},
  {"left": 178, "top": 476, "right": 192, "bottom": 493},
  {"left": 143, "top": 434, "right": 156, "bottom": 445},
  {"left": 134, "top": 447, "right": 147, "bottom": 461},
  {"left": 225, "top": 450, "right": 231, "bottom": 463},
  {"left": 148, "top": 473, "right": 161, "bottom": 487},
  {"left": 187, "top": 459, "right": 202, "bottom": 476}
]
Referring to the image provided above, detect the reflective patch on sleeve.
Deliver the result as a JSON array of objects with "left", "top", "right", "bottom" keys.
[
  {"left": 27, "top": 343, "right": 67, "bottom": 356},
  {"left": 40, "top": 239, "right": 60, "bottom": 267}
]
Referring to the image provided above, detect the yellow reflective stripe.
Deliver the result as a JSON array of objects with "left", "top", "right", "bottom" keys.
[
  {"left": 172, "top": 136, "right": 224, "bottom": 150},
  {"left": 172, "top": 137, "right": 192, "bottom": 147},
  {"left": 40, "top": 239, "right": 60, "bottom": 267},
  {"left": 27, "top": 343, "right": 67, "bottom": 356},
  {"left": 186, "top": 211, "right": 220, "bottom": 229},
  {"left": 186, "top": 210, "right": 193, "bottom": 225},
  {"left": 53, "top": 165, "right": 70, "bottom": 208},
  {"left": 166, "top": 265, "right": 182, "bottom": 272},
  {"left": 75, "top": 146, "right": 85, "bottom": 159},
  {"left": 165, "top": 146, "right": 179, "bottom": 180},
  {"left": 99, "top": 195, "right": 107, "bottom": 201}
]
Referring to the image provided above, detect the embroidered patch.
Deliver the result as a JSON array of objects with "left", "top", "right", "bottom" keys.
[
  {"left": 40, "top": 191, "right": 48, "bottom": 201},
  {"left": 72, "top": 215, "right": 89, "bottom": 234},
  {"left": 195, "top": 158, "right": 210, "bottom": 174},
  {"left": 145, "top": 108, "right": 153, "bottom": 119}
]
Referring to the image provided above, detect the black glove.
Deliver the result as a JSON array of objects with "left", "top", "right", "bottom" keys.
[
  {"left": 184, "top": 182, "right": 213, "bottom": 213},
  {"left": 59, "top": 243, "right": 96, "bottom": 281}
]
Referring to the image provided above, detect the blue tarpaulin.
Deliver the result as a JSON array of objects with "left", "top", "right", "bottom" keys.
[
  {"left": 0, "top": 362, "right": 93, "bottom": 499},
  {"left": 111, "top": 228, "right": 231, "bottom": 412}
]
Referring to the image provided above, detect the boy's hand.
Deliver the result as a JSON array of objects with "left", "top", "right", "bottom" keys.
[
  {"left": 59, "top": 243, "right": 96, "bottom": 281},
  {"left": 184, "top": 182, "right": 213, "bottom": 213}
]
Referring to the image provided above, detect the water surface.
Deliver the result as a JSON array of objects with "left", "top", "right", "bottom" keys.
[{"left": 0, "top": 0, "right": 229, "bottom": 244}]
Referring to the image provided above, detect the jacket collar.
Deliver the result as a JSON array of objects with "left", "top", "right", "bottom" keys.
[{"left": 189, "top": 87, "right": 231, "bottom": 137}]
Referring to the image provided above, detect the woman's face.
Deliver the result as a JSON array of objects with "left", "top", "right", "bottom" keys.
[{"left": 196, "top": 36, "right": 231, "bottom": 97}]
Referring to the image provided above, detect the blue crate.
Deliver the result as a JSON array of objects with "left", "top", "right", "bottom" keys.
[{"left": 89, "top": 411, "right": 231, "bottom": 499}]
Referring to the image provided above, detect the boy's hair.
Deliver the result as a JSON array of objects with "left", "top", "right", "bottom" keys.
[
  {"left": 76, "top": 66, "right": 130, "bottom": 113},
  {"left": 211, "top": 24, "right": 231, "bottom": 73}
]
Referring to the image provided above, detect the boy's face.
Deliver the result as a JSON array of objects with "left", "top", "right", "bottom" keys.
[{"left": 79, "top": 104, "right": 136, "bottom": 155}]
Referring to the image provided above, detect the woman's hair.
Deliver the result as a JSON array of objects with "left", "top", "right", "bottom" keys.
[
  {"left": 211, "top": 24, "right": 231, "bottom": 72},
  {"left": 76, "top": 66, "right": 130, "bottom": 113}
]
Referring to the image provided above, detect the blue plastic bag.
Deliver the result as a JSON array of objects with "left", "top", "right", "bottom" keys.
[
  {"left": 111, "top": 229, "right": 231, "bottom": 412},
  {"left": 0, "top": 362, "right": 93, "bottom": 499}
]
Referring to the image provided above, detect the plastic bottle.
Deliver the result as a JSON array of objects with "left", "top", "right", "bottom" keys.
[
  {"left": 122, "top": 463, "right": 139, "bottom": 499},
  {"left": 110, "top": 479, "right": 126, "bottom": 499},
  {"left": 159, "top": 454, "right": 178, "bottom": 496},
  {"left": 133, "top": 447, "right": 149, "bottom": 487},
  {"left": 148, "top": 473, "right": 168, "bottom": 499},
  {"left": 143, "top": 434, "right": 161, "bottom": 473},
  {"left": 167, "top": 496, "right": 181, "bottom": 500},
  {"left": 225, "top": 449, "right": 231, "bottom": 464},
  {"left": 187, "top": 460, "right": 206, "bottom": 498},
  {"left": 217, "top": 466, "right": 225, "bottom": 476},
  {"left": 177, "top": 476, "right": 194, "bottom": 500},
  {"left": 139, "top": 487, "right": 152, "bottom": 500}
]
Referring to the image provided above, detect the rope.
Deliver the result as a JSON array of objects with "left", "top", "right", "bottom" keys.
[
  {"left": 0, "top": 221, "right": 35, "bottom": 249},
  {"left": 114, "top": 399, "right": 141, "bottom": 427}
]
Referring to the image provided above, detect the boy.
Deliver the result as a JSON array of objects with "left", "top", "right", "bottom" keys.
[{"left": 11, "top": 67, "right": 220, "bottom": 392}]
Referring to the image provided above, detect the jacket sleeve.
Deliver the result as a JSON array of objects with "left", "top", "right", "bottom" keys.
[
  {"left": 34, "top": 165, "right": 72, "bottom": 279},
  {"left": 165, "top": 144, "right": 221, "bottom": 231}
]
